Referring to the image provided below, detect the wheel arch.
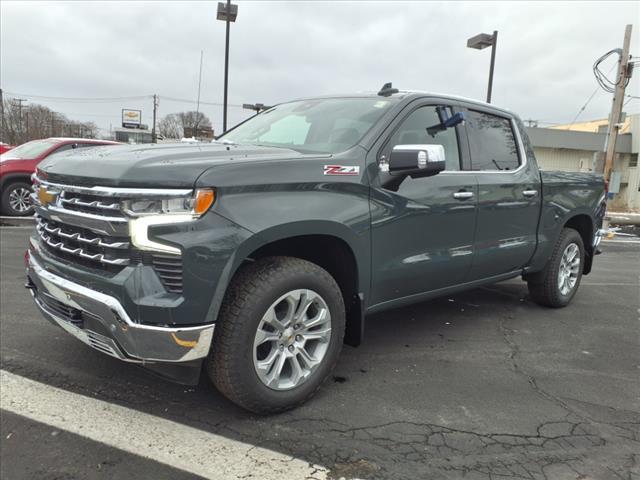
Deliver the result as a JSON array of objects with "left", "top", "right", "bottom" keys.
[
  {"left": 563, "top": 214, "right": 595, "bottom": 274},
  {"left": 212, "top": 222, "right": 367, "bottom": 347},
  {"left": 0, "top": 172, "right": 33, "bottom": 191}
]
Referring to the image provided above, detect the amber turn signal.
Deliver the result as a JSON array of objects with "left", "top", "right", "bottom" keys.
[{"left": 193, "top": 189, "right": 215, "bottom": 215}]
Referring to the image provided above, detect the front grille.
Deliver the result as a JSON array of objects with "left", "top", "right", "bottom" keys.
[
  {"left": 33, "top": 177, "right": 187, "bottom": 294},
  {"left": 60, "top": 191, "right": 125, "bottom": 218},
  {"left": 152, "top": 254, "right": 183, "bottom": 293},
  {"left": 36, "top": 215, "right": 130, "bottom": 271}
]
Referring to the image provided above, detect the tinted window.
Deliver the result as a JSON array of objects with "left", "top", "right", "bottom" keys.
[
  {"left": 385, "top": 106, "right": 461, "bottom": 171},
  {"left": 466, "top": 110, "right": 520, "bottom": 171}
]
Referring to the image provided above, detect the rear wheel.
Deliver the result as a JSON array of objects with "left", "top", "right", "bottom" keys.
[
  {"left": 528, "top": 228, "right": 584, "bottom": 307},
  {"left": 1, "top": 181, "right": 34, "bottom": 216},
  {"left": 207, "top": 256, "right": 345, "bottom": 414}
]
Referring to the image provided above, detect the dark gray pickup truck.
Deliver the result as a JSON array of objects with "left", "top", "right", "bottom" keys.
[{"left": 26, "top": 87, "right": 606, "bottom": 413}]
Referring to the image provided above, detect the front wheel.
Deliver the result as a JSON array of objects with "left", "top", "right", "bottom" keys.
[
  {"left": 207, "top": 256, "right": 345, "bottom": 414},
  {"left": 528, "top": 228, "right": 585, "bottom": 308}
]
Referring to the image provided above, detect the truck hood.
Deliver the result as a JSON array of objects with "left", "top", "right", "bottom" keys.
[{"left": 37, "top": 142, "right": 322, "bottom": 188}]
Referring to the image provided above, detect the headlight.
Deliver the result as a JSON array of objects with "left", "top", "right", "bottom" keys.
[
  {"left": 128, "top": 188, "right": 215, "bottom": 254},
  {"left": 124, "top": 189, "right": 215, "bottom": 217}
]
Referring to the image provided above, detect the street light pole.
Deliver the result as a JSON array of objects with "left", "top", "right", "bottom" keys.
[
  {"left": 217, "top": 1, "right": 238, "bottom": 134},
  {"left": 467, "top": 31, "right": 498, "bottom": 103},
  {"left": 223, "top": 4, "right": 230, "bottom": 133},
  {"left": 486, "top": 30, "right": 498, "bottom": 103}
]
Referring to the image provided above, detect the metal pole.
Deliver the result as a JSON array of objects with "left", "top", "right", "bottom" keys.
[
  {"left": 0, "top": 88, "right": 4, "bottom": 141},
  {"left": 152, "top": 94, "right": 158, "bottom": 143},
  {"left": 223, "top": 0, "right": 230, "bottom": 133},
  {"left": 486, "top": 30, "right": 498, "bottom": 103},
  {"left": 603, "top": 24, "right": 633, "bottom": 183}
]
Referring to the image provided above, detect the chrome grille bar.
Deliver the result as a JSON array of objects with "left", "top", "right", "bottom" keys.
[
  {"left": 36, "top": 217, "right": 129, "bottom": 249},
  {"left": 60, "top": 197, "right": 121, "bottom": 211},
  {"left": 35, "top": 216, "right": 130, "bottom": 267},
  {"left": 38, "top": 230, "right": 129, "bottom": 266}
]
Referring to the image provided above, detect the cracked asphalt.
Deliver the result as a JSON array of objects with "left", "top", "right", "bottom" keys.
[{"left": 1, "top": 226, "right": 639, "bottom": 480}]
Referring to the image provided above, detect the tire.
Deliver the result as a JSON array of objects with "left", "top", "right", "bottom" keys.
[
  {"left": 1, "top": 181, "right": 34, "bottom": 216},
  {"left": 207, "top": 256, "right": 346, "bottom": 414},
  {"left": 528, "top": 228, "right": 585, "bottom": 308}
]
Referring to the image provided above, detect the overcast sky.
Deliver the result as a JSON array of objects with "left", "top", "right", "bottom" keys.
[{"left": 1, "top": 1, "right": 638, "bottom": 136}]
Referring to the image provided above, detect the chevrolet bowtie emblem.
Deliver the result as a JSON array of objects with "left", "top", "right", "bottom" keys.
[{"left": 38, "top": 186, "right": 58, "bottom": 206}]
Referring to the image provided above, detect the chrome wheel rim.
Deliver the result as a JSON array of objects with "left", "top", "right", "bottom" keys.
[
  {"left": 558, "top": 243, "right": 580, "bottom": 296},
  {"left": 253, "top": 289, "right": 332, "bottom": 391},
  {"left": 8, "top": 187, "right": 32, "bottom": 213}
]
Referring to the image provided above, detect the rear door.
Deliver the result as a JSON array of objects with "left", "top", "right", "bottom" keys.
[
  {"left": 462, "top": 108, "right": 541, "bottom": 280},
  {"left": 368, "top": 100, "right": 478, "bottom": 306}
]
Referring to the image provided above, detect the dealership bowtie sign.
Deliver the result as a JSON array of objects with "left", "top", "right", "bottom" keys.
[{"left": 122, "top": 109, "right": 142, "bottom": 129}]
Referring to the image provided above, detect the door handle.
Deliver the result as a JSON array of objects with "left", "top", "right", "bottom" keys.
[
  {"left": 453, "top": 191, "right": 474, "bottom": 200},
  {"left": 522, "top": 190, "right": 539, "bottom": 198}
]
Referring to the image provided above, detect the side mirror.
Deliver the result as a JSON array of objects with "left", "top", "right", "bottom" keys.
[
  {"left": 389, "top": 144, "right": 446, "bottom": 178},
  {"left": 382, "top": 144, "right": 446, "bottom": 191}
]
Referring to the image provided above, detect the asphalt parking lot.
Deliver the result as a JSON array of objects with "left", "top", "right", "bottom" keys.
[{"left": 1, "top": 225, "right": 639, "bottom": 480}]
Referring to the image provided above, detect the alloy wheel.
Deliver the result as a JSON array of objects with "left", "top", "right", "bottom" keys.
[
  {"left": 558, "top": 243, "right": 580, "bottom": 296},
  {"left": 253, "top": 289, "right": 332, "bottom": 391}
]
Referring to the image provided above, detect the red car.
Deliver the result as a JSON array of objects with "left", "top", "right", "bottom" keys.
[
  {"left": 0, "top": 143, "right": 15, "bottom": 155},
  {"left": 0, "top": 137, "right": 119, "bottom": 216}
]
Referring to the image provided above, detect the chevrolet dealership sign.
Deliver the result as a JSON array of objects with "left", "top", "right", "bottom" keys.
[{"left": 122, "top": 109, "right": 142, "bottom": 128}]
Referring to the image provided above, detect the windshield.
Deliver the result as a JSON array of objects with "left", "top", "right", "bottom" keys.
[
  {"left": 220, "top": 97, "right": 395, "bottom": 154},
  {"left": 0, "top": 139, "right": 57, "bottom": 160}
]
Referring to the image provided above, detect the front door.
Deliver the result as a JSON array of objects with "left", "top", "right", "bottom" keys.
[{"left": 369, "top": 102, "right": 478, "bottom": 307}]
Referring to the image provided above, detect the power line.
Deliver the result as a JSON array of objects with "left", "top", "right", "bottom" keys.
[
  {"left": 567, "top": 62, "right": 618, "bottom": 130},
  {"left": 160, "top": 95, "right": 244, "bottom": 108},
  {"left": 2, "top": 91, "right": 247, "bottom": 109},
  {"left": 3, "top": 91, "right": 152, "bottom": 103}
]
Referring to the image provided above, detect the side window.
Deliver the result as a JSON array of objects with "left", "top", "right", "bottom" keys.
[
  {"left": 466, "top": 110, "right": 520, "bottom": 171},
  {"left": 385, "top": 106, "right": 461, "bottom": 171},
  {"left": 76, "top": 143, "right": 97, "bottom": 149}
]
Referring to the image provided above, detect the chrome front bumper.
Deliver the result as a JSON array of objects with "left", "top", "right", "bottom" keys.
[{"left": 26, "top": 252, "right": 214, "bottom": 364}]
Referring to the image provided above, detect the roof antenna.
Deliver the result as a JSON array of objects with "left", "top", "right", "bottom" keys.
[{"left": 377, "top": 82, "right": 399, "bottom": 97}]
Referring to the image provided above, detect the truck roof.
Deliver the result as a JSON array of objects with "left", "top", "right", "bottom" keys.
[{"left": 288, "top": 90, "right": 516, "bottom": 118}]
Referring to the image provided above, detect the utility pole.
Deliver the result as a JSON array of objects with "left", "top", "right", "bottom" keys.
[
  {"left": 603, "top": 24, "right": 633, "bottom": 182},
  {"left": 14, "top": 98, "right": 27, "bottom": 143},
  {"left": 152, "top": 94, "right": 158, "bottom": 143}
]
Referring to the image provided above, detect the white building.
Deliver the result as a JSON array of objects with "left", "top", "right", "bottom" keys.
[{"left": 526, "top": 114, "right": 639, "bottom": 212}]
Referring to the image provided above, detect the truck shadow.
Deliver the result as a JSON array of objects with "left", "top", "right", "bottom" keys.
[{"left": 7, "top": 279, "right": 551, "bottom": 479}]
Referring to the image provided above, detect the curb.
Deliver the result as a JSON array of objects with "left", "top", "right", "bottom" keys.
[{"left": 0, "top": 215, "right": 35, "bottom": 227}]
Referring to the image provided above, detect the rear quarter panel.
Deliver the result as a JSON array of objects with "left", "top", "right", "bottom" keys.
[{"left": 528, "top": 170, "right": 606, "bottom": 273}]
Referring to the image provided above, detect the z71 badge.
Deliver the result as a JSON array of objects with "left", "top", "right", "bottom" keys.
[{"left": 323, "top": 165, "right": 360, "bottom": 176}]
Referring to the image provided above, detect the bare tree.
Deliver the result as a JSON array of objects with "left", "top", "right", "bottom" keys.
[
  {"left": 177, "top": 111, "right": 212, "bottom": 130},
  {"left": 158, "top": 113, "right": 183, "bottom": 139},
  {"left": 158, "top": 111, "right": 213, "bottom": 139},
  {"left": 1, "top": 99, "right": 99, "bottom": 144}
]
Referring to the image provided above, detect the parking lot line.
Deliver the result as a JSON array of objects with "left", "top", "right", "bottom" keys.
[{"left": 0, "top": 370, "right": 328, "bottom": 480}]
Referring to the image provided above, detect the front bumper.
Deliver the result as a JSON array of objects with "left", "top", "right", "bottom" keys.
[{"left": 26, "top": 251, "right": 214, "bottom": 364}]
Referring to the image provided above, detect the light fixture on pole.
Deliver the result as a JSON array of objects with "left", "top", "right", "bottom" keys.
[
  {"left": 467, "top": 30, "right": 498, "bottom": 103},
  {"left": 217, "top": 1, "right": 238, "bottom": 133},
  {"left": 242, "top": 103, "right": 271, "bottom": 115}
]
